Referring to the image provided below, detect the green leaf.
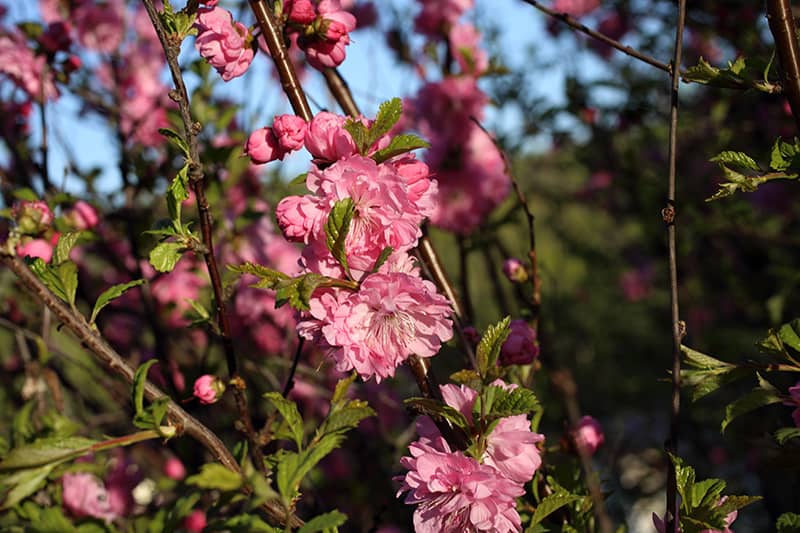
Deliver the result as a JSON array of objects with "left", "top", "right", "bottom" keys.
[
  {"left": 404, "top": 398, "right": 470, "bottom": 431},
  {"left": 0, "top": 436, "right": 97, "bottom": 471},
  {"left": 289, "top": 172, "right": 308, "bottom": 186},
  {"left": 529, "top": 492, "right": 582, "bottom": 527},
  {"left": 775, "top": 427, "right": 800, "bottom": 444},
  {"left": 12, "top": 188, "right": 39, "bottom": 202},
  {"left": 186, "top": 463, "right": 243, "bottom": 491},
  {"left": 57, "top": 262, "right": 78, "bottom": 308},
  {"left": 229, "top": 262, "right": 290, "bottom": 289},
  {"left": 331, "top": 372, "right": 357, "bottom": 406},
  {"left": 53, "top": 231, "right": 86, "bottom": 265},
  {"left": 132, "top": 359, "right": 159, "bottom": 415},
  {"left": 149, "top": 241, "right": 185, "bottom": 273},
  {"left": 476, "top": 316, "right": 511, "bottom": 377},
  {"left": 90, "top": 279, "right": 145, "bottom": 325},
  {"left": 208, "top": 514, "right": 279, "bottom": 532},
  {"left": 770, "top": 137, "right": 800, "bottom": 171},
  {"left": 275, "top": 273, "right": 326, "bottom": 311},
  {"left": 710, "top": 151, "right": 760, "bottom": 171},
  {"left": 324, "top": 198, "right": 355, "bottom": 277},
  {"left": 342, "top": 120, "right": 369, "bottom": 154},
  {"left": 450, "top": 369, "right": 482, "bottom": 387},
  {"left": 681, "top": 345, "right": 735, "bottom": 370},
  {"left": 778, "top": 319, "right": 800, "bottom": 352},
  {"left": 264, "top": 393, "right": 305, "bottom": 450},
  {"left": 721, "top": 374, "right": 783, "bottom": 432},
  {"left": 371, "top": 134, "right": 430, "bottom": 164},
  {"left": 473, "top": 385, "right": 540, "bottom": 422},
  {"left": 680, "top": 346, "right": 750, "bottom": 402},
  {"left": 26, "top": 258, "right": 78, "bottom": 307},
  {"left": 0, "top": 464, "right": 55, "bottom": 510},
  {"left": 777, "top": 512, "right": 800, "bottom": 532},
  {"left": 369, "top": 246, "right": 393, "bottom": 274},
  {"left": 158, "top": 128, "right": 190, "bottom": 157},
  {"left": 167, "top": 164, "right": 190, "bottom": 223},
  {"left": 298, "top": 510, "right": 347, "bottom": 533},
  {"left": 367, "top": 98, "right": 403, "bottom": 147},
  {"left": 276, "top": 434, "right": 344, "bottom": 503},
  {"left": 316, "top": 401, "right": 375, "bottom": 438}
]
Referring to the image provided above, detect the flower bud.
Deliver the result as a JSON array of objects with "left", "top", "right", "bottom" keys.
[
  {"left": 272, "top": 114, "right": 307, "bottom": 152},
  {"left": 502, "top": 258, "right": 529, "bottom": 283},
  {"left": 183, "top": 510, "right": 207, "bottom": 533},
  {"left": 193, "top": 374, "right": 225, "bottom": 404},
  {"left": 572, "top": 415, "right": 604, "bottom": 455},
  {"left": 13, "top": 200, "right": 53, "bottom": 235},
  {"left": 287, "top": 0, "right": 316, "bottom": 24},
  {"left": 244, "top": 127, "right": 286, "bottom": 164},
  {"left": 499, "top": 320, "right": 539, "bottom": 365},
  {"left": 163, "top": 457, "right": 186, "bottom": 480}
]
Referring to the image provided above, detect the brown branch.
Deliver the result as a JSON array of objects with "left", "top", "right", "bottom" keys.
[
  {"left": 140, "top": 0, "right": 265, "bottom": 478},
  {"left": 0, "top": 254, "right": 300, "bottom": 528},
  {"left": 664, "top": 0, "right": 687, "bottom": 531},
  {"left": 322, "top": 68, "right": 361, "bottom": 117},
  {"left": 248, "top": 0, "right": 313, "bottom": 121},
  {"left": 519, "top": 0, "right": 671, "bottom": 74},
  {"left": 766, "top": 0, "right": 800, "bottom": 132}
]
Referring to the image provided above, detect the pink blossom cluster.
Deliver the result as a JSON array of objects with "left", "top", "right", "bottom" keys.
[
  {"left": 0, "top": 31, "right": 59, "bottom": 101},
  {"left": 194, "top": 1, "right": 254, "bottom": 81},
  {"left": 268, "top": 110, "right": 452, "bottom": 382},
  {"left": 414, "top": 0, "right": 473, "bottom": 36},
  {"left": 551, "top": 0, "right": 601, "bottom": 17},
  {"left": 61, "top": 451, "right": 141, "bottom": 522},
  {"left": 398, "top": 382, "right": 544, "bottom": 531},
  {"left": 283, "top": 0, "right": 357, "bottom": 70},
  {"left": 12, "top": 200, "right": 57, "bottom": 263}
]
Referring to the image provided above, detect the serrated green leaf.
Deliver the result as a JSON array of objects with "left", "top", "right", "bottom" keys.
[
  {"left": 710, "top": 151, "right": 760, "bottom": 171},
  {"left": 371, "top": 134, "right": 430, "bottom": 164},
  {"left": 317, "top": 402, "right": 375, "bottom": 438},
  {"left": 721, "top": 375, "right": 782, "bottom": 432},
  {"left": 90, "top": 279, "right": 145, "bottom": 325},
  {"left": 777, "top": 512, "right": 800, "bottom": 532},
  {"left": 264, "top": 392, "right": 305, "bottom": 450},
  {"left": 186, "top": 463, "right": 243, "bottom": 491},
  {"left": 229, "top": 262, "right": 290, "bottom": 289},
  {"left": 367, "top": 98, "right": 403, "bottom": 147},
  {"left": 473, "top": 385, "right": 540, "bottom": 422},
  {"left": 158, "top": 128, "right": 190, "bottom": 157},
  {"left": 405, "top": 397, "right": 470, "bottom": 430},
  {"left": 276, "top": 434, "right": 344, "bottom": 504},
  {"left": 476, "top": 316, "right": 511, "bottom": 377},
  {"left": 53, "top": 231, "right": 85, "bottom": 265},
  {"left": 342, "top": 120, "right": 369, "bottom": 154},
  {"left": 149, "top": 241, "right": 184, "bottom": 273},
  {"left": 0, "top": 436, "right": 97, "bottom": 471},
  {"left": 324, "top": 198, "right": 354, "bottom": 277},
  {"left": 775, "top": 427, "right": 800, "bottom": 444},
  {"left": 331, "top": 372, "right": 357, "bottom": 406},
  {"left": 529, "top": 492, "right": 581, "bottom": 527},
  {"left": 298, "top": 510, "right": 347, "bottom": 533},
  {"left": 275, "top": 272, "right": 326, "bottom": 311}
]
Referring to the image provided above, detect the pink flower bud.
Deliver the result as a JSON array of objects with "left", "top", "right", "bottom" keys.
[
  {"left": 499, "top": 320, "right": 539, "bottom": 365},
  {"left": 183, "top": 510, "right": 207, "bottom": 533},
  {"left": 68, "top": 200, "right": 100, "bottom": 230},
  {"left": 272, "top": 114, "right": 307, "bottom": 152},
  {"left": 502, "top": 258, "right": 529, "bottom": 283},
  {"left": 573, "top": 416, "right": 604, "bottom": 455},
  {"left": 288, "top": 0, "right": 317, "bottom": 24},
  {"left": 303, "top": 111, "right": 356, "bottom": 162},
  {"left": 244, "top": 127, "right": 286, "bottom": 164},
  {"left": 193, "top": 374, "right": 225, "bottom": 404},
  {"left": 17, "top": 238, "right": 54, "bottom": 263},
  {"left": 163, "top": 457, "right": 186, "bottom": 480},
  {"left": 13, "top": 200, "right": 53, "bottom": 234}
]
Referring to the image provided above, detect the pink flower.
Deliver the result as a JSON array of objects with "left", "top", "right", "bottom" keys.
[
  {"left": 500, "top": 320, "right": 539, "bottom": 366},
  {"left": 73, "top": 0, "right": 125, "bottom": 53},
  {"left": 572, "top": 415, "right": 604, "bottom": 455},
  {"left": 287, "top": 0, "right": 317, "bottom": 24},
  {"left": 551, "top": 0, "right": 600, "bottom": 17},
  {"left": 414, "top": 0, "right": 474, "bottom": 36},
  {"left": 194, "top": 6, "right": 254, "bottom": 81},
  {"left": 184, "top": 510, "right": 207, "bottom": 532},
  {"left": 272, "top": 114, "right": 308, "bottom": 152},
  {"left": 150, "top": 258, "right": 206, "bottom": 327},
  {"left": 17, "top": 239, "right": 54, "bottom": 263},
  {"left": 502, "top": 258, "right": 529, "bottom": 283},
  {"left": 619, "top": 267, "right": 653, "bottom": 302},
  {"left": 303, "top": 111, "right": 357, "bottom": 162},
  {"left": 275, "top": 194, "right": 325, "bottom": 243},
  {"left": 449, "top": 23, "right": 488, "bottom": 75},
  {"left": 0, "top": 32, "right": 59, "bottom": 101},
  {"left": 308, "top": 272, "right": 453, "bottom": 381},
  {"left": 163, "top": 457, "right": 186, "bottom": 480},
  {"left": 398, "top": 435, "right": 524, "bottom": 532},
  {"left": 193, "top": 374, "right": 225, "bottom": 404},
  {"left": 67, "top": 201, "right": 100, "bottom": 230},
  {"left": 13, "top": 200, "right": 53, "bottom": 234},
  {"left": 298, "top": 0, "right": 356, "bottom": 70},
  {"left": 62, "top": 473, "right": 117, "bottom": 522},
  {"left": 484, "top": 415, "right": 545, "bottom": 484},
  {"left": 244, "top": 127, "right": 286, "bottom": 164}
]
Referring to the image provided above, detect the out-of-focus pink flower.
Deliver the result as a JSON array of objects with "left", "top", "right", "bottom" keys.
[
  {"left": 183, "top": 510, "right": 207, "bottom": 533},
  {"left": 303, "top": 111, "right": 357, "bottom": 162},
  {"left": 40, "top": 21, "right": 72, "bottom": 53},
  {"left": 551, "top": 0, "right": 600, "bottom": 17},
  {"left": 351, "top": 2, "right": 377, "bottom": 28},
  {"left": 67, "top": 200, "right": 100, "bottom": 230},
  {"left": 17, "top": 239, "right": 54, "bottom": 263},
  {"left": 62, "top": 473, "right": 117, "bottom": 522},
  {"left": 784, "top": 381, "right": 800, "bottom": 427},
  {"left": 272, "top": 114, "right": 307, "bottom": 152},
  {"left": 398, "top": 435, "right": 524, "bottom": 532},
  {"left": 500, "top": 320, "right": 539, "bottom": 366},
  {"left": 194, "top": 5, "right": 254, "bottom": 81},
  {"left": 619, "top": 266, "right": 653, "bottom": 302},
  {"left": 502, "top": 258, "right": 529, "bottom": 283},
  {"left": 105, "top": 451, "right": 141, "bottom": 517},
  {"left": 287, "top": 0, "right": 317, "bottom": 24},
  {"left": 164, "top": 457, "right": 186, "bottom": 480},
  {"left": 573, "top": 415, "right": 604, "bottom": 455},
  {"left": 73, "top": 0, "right": 125, "bottom": 53},
  {"left": 244, "top": 127, "right": 286, "bottom": 164},
  {"left": 193, "top": 374, "right": 225, "bottom": 404},
  {"left": 13, "top": 200, "right": 53, "bottom": 234},
  {"left": 150, "top": 258, "right": 206, "bottom": 327},
  {"left": 304, "top": 271, "right": 453, "bottom": 382},
  {"left": 449, "top": 23, "right": 488, "bottom": 75},
  {"left": 0, "top": 32, "right": 59, "bottom": 101},
  {"left": 414, "top": 0, "right": 473, "bottom": 36}
]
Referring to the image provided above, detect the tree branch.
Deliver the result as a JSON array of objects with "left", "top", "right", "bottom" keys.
[{"left": 766, "top": 0, "right": 800, "bottom": 131}]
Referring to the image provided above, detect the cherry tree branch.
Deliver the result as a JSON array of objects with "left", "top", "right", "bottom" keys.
[
  {"left": 0, "top": 254, "right": 300, "bottom": 528},
  {"left": 766, "top": 0, "right": 800, "bottom": 131},
  {"left": 140, "top": 0, "right": 265, "bottom": 477}
]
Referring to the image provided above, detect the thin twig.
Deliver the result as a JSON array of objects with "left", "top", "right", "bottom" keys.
[
  {"left": 551, "top": 369, "right": 614, "bottom": 533},
  {"left": 0, "top": 254, "right": 300, "bottom": 527},
  {"left": 322, "top": 68, "right": 360, "bottom": 117},
  {"left": 282, "top": 336, "right": 304, "bottom": 397},
  {"left": 665, "top": 0, "right": 687, "bottom": 530},
  {"left": 766, "top": 0, "right": 800, "bottom": 131},
  {"left": 38, "top": 64, "right": 52, "bottom": 193},
  {"left": 140, "top": 0, "right": 265, "bottom": 476},
  {"left": 456, "top": 236, "right": 474, "bottom": 323}
]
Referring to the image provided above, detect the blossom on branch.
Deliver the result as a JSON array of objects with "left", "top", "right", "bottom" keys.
[{"left": 194, "top": 4, "right": 254, "bottom": 81}]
